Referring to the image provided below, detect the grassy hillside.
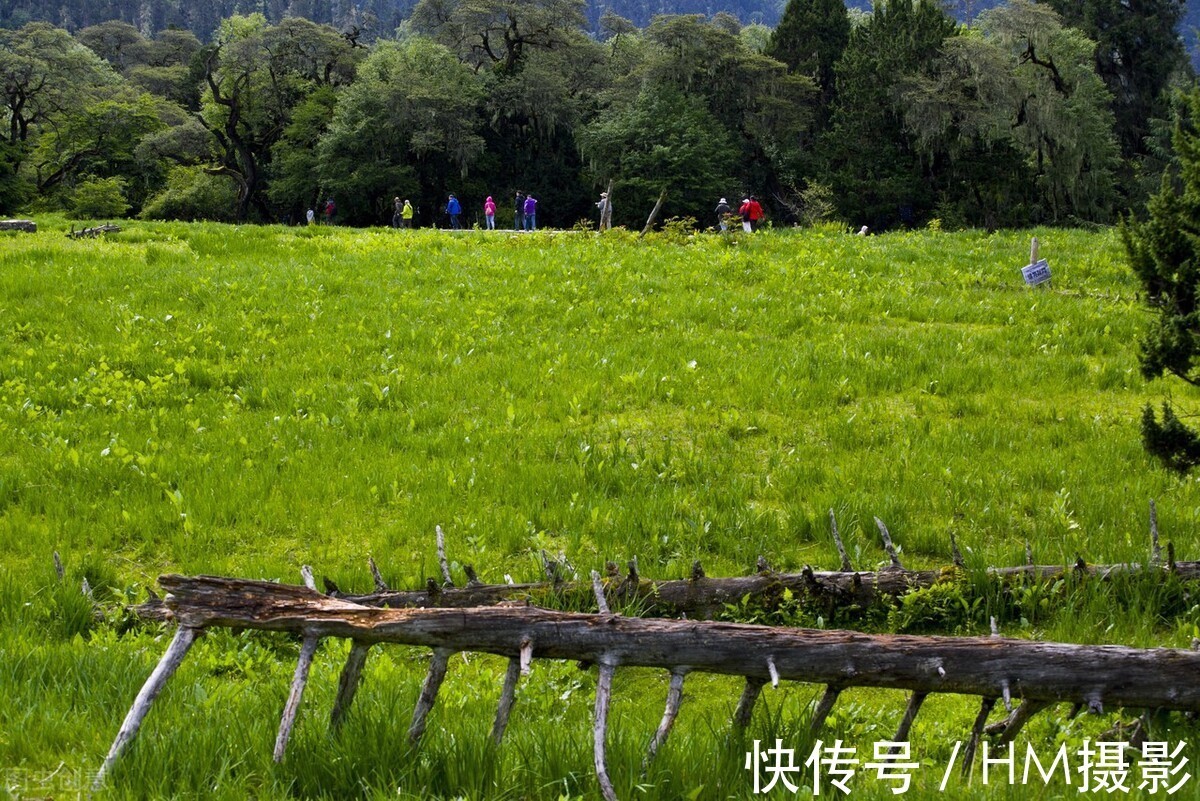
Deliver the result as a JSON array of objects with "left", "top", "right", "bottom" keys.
[{"left": 2, "top": 219, "right": 1199, "bottom": 799}]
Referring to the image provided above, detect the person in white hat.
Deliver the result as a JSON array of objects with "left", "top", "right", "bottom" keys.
[{"left": 714, "top": 197, "right": 732, "bottom": 231}]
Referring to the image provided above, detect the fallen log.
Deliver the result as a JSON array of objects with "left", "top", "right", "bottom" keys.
[
  {"left": 130, "top": 505, "right": 1194, "bottom": 623},
  {"left": 67, "top": 223, "right": 121, "bottom": 239},
  {"left": 330, "top": 559, "right": 1200, "bottom": 617},
  {"left": 0, "top": 219, "right": 36, "bottom": 233},
  {"left": 152, "top": 575, "right": 1200, "bottom": 709},
  {"left": 98, "top": 573, "right": 1200, "bottom": 797}
]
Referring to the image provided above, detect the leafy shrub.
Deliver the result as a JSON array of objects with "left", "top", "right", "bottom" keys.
[
  {"left": 69, "top": 177, "right": 129, "bottom": 220},
  {"left": 798, "top": 180, "right": 838, "bottom": 227},
  {"left": 140, "top": 166, "right": 238, "bottom": 222}
]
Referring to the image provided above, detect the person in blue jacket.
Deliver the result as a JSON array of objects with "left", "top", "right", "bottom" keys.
[{"left": 446, "top": 194, "right": 462, "bottom": 229}]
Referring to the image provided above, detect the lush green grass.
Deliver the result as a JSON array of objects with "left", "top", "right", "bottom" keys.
[{"left": 2, "top": 218, "right": 1200, "bottom": 799}]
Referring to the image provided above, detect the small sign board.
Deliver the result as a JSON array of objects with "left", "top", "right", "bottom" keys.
[{"left": 1022, "top": 258, "right": 1051, "bottom": 286}]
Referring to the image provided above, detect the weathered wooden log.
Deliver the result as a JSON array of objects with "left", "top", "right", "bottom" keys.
[
  {"left": 328, "top": 560, "right": 1200, "bottom": 616},
  {"left": 135, "top": 558, "right": 1200, "bottom": 626},
  {"left": 408, "top": 648, "right": 452, "bottom": 742},
  {"left": 491, "top": 657, "right": 522, "bottom": 743},
  {"left": 594, "top": 659, "right": 618, "bottom": 801},
  {"left": 103, "top": 574, "right": 1200, "bottom": 799},
  {"left": 158, "top": 575, "right": 1200, "bottom": 711},
  {"left": 875, "top": 517, "right": 904, "bottom": 569},
  {"left": 809, "top": 685, "right": 842, "bottom": 733},
  {"left": 330, "top": 641, "right": 371, "bottom": 732},
  {"left": 435, "top": 526, "right": 453, "bottom": 587},
  {"left": 732, "top": 677, "right": 764, "bottom": 729},
  {"left": 644, "top": 669, "right": 686, "bottom": 767},
  {"left": 66, "top": 223, "right": 120, "bottom": 238},
  {"left": 961, "top": 696, "right": 996, "bottom": 777},
  {"left": 274, "top": 634, "right": 319, "bottom": 761},
  {"left": 368, "top": 557, "right": 388, "bottom": 592},
  {"left": 830, "top": 509, "right": 852, "bottom": 571},
  {"left": 94, "top": 626, "right": 197, "bottom": 788},
  {"left": 639, "top": 190, "right": 667, "bottom": 237},
  {"left": 0, "top": 219, "right": 36, "bottom": 232},
  {"left": 892, "top": 691, "right": 926, "bottom": 743}
]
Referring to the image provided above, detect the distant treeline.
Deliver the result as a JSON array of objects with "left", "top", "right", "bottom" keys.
[{"left": 0, "top": 0, "right": 1191, "bottom": 230}]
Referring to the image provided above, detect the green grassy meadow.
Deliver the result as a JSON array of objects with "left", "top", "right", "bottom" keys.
[{"left": 2, "top": 219, "right": 1200, "bottom": 799}]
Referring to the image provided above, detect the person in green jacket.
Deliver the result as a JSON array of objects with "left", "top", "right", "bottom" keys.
[{"left": 401, "top": 199, "right": 414, "bottom": 229}]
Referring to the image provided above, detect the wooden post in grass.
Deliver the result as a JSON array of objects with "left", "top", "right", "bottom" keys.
[
  {"left": 640, "top": 190, "right": 667, "bottom": 238},
  {"left": 600, "top": 180, "right": 614, "bottom": 232},
  {"left": 1022, "top": 236, "right": 1051, "bottom": 286}
]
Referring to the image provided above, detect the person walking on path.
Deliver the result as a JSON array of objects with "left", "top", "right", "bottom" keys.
[
  {"left": 714, "top": 198, "right": 731, "bottom": 231},
  {"left": 392, "top": 197, "right": 403, "bottom": 228},
  {"left": 446, "top": 194, "right": 462, "bottom": 229},
  {"left": 523, "top": 194, "right": 538, "bottom": 231},
  {"left": 401, "top": 199, "right": 414, "bottom": 229},
  {"left": 484, "top": 196, "right": 497, "bottom": 230},
  {"left": 323, "top": 198, "right": 336, "bottom": 225},
  {"left": 306, "top": 208, "right": 315, "bottom": 226},
  {"left": 515, "top": 192, "right": 525, "bottom": 230}
]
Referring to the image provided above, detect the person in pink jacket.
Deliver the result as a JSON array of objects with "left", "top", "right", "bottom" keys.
[{"left": 484, "top": 196, "right": 497, "bottom": 230}]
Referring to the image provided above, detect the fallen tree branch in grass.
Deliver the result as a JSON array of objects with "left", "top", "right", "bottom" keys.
[
  {"left": 132, "top": 503, "right": 1200, "bottom": 623},
  {"left": 99, "top": 572, "right": 1200, "bottom": 797}
]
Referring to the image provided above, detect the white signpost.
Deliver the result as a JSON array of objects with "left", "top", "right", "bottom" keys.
[{"left": 1021, "top": 236, "right": 1051, "bottom": 286}]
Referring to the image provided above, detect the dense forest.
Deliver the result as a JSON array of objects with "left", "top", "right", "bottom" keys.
[{"left": 0, "top": 0, "right": 1192, "bottom": 229}]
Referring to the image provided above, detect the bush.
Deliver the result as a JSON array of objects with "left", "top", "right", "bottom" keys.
[
  {"left": 140, "top": 166, "right": 239, "bottom": 222},
  {"left": 69, "top": 177, "right": 129, "bottom": 220},
  {"left": 798, "top": 180, "right": 837, "bottom": 227}
]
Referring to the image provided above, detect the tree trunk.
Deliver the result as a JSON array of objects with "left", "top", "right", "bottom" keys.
[
  {"left": 138, "top": 560, "right": 1200, "bottom": 623},
  {"left": 639, "top": 189, "right": 667, "bottom": 237},
  {"left": 157, "top": 574, "right": 1200, "bottom": 712}
]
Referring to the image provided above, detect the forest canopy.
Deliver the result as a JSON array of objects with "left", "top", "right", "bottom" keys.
[{"left": 0, "top": 0, "right": 1191, "bottom": 230}]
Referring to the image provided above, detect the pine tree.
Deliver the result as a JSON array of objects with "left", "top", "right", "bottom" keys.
[
  {"left": 1044, "top": 0, "right": 1186, "bottom": 161},
  {"left": 1124, "top": 86, "right": 1200, "bottom": 471},
  {"left": 765, "top": 0, "right": 848, "bottom": 106},
  {"left": 816, "top": 0, "right": 955, "bottom": 228}
]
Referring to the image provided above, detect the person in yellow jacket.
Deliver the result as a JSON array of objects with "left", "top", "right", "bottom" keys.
[{"left": 401, "top": 199, "right": 414, "bottom": 229}]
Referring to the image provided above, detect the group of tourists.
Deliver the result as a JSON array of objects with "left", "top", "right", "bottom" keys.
[
  {"left": 369, "top": 189, "right": 766, "bottom": 232},
  {"left": 306, "top": 198, "right": 338, "bottom": 225},
  {"left": 391, "top": 197, "right": 415, "bottom": 228},
  {"left": 382, "top": 192, "right": 541, "bottom": 230},
  {"left": 714, "top": 197, "right": 764, "bottom": 232}
]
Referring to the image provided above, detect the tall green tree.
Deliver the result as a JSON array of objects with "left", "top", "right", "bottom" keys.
[
  {"left": 1124, "top": 85, "right": 1200, "bottom": 471},
  {"left": 818, "top": 0, "right": 956, "bottom": 228},
  {"left": 316, "top": 37, "right": 485, "bottom": 226},
  {"left": 978, "top": 0, "right": 1119, "bottom": 222},
  {"left": 765, "top": 0, "right": 848, "bottom": 107},
  {"left": 896, "top": 33, "right": 1035, "bottom": 229},
  {"left": 578, "top": 82, "right": 738, "bottom": 225},
  {"left": 410, "top": 0, "right": 586, "bottom": 72},
  {"left": 1044, "top": 0, "right": 1186, "bottom": 175},
  {"left": 0, "top": 23, "right": 120, "bottom": 210},
  {"left": 198, "top": 15, "right": 360, "bottom": 220},
  {"left": 605, "top": 15, "right": 811, "bottom": 221}
]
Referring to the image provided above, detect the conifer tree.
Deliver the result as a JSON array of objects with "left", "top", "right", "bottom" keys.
[
  {"left": 1125, "top": 86, "right": 1200, "bottom": 471},
  {"left": 765, "top": 0, "right": 848, "bottom": 106}
]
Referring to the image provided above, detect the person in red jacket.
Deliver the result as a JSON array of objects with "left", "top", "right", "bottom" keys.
[{"left": 748, "top": 196, "right": 764, "bottom": 231}]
